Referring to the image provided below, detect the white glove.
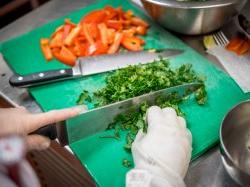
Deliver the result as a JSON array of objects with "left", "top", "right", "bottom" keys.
[{"left": 126, "top": 106, "right": 192, "bottom": 187}]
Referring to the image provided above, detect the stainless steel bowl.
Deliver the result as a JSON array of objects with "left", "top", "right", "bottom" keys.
[
  {"left": 220, "top": 100, "right": 250, "bottom": 186},
  {"left": 141, "top": 0, "right": 247, "bottom": 35}
]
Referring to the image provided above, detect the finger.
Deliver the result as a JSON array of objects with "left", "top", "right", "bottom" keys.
[
  {"left": 162, "top": 107, "right": 178, "bottom": 126},
  {"left": 27, "top": 106, "right": 86, "bottom": 133},
  {"left": 177, "top": 116, "right": 187, "bottom": 130},
  {"left": 26, "top": 135, "right": 51, "bottom": 151},
  {"left": 146, "top": 106, "right": 166, "bottom": 129}
]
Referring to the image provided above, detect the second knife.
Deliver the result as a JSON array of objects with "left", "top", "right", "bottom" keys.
[{"left": 9, "top": 49, "right": 183, "bottom": 88}]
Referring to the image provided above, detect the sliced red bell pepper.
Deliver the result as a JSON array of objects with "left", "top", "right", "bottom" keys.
[
  {"left": 236, "top": 41, "right": 250, "bottom": 55},
  {"left": 62, "top": 24, "right": 72, "bottom": 41},
  {"left": 82, "top": 23, "right": 95, "bottom": 46},
  {"left": 64, "top": 24, "right": 82, "bottom": 46},
  {"left": 81, "top": 10, "right": 107, "bottom": 24},
  {"left": 106, "top": 20, "right": 123, "bottom": 30},
  {"left": 40, "top": 38, "right": 53, "bottom": 61},
  {"left": 108, "top": 32, "right": 123, "bottom": 54},
  {"left": 94, "top": 40, "right": 109, "bottom": 55},
  {"left": 226, "top": 38, "right": 245, "bottom": 52},
  {"left": 53, "top": 46, "right": 76, "bottom": 66},
  {"left": 121, "top": 36, "right": 143, "bottom": 51},
  {"left": 135, "top": 26, "right": 147, "bottom": 35},
  {"left": 107, "top": 28, "right": 116, "bottom": 44},
  {"left": 50, "top": 31, "right": 63, "bottom": 48},
  {"left": 131, "top": 17, "right": 149, "bottom": 28},
  {"left": 98, "top": 23, "right": 108, "bottom": 46}
]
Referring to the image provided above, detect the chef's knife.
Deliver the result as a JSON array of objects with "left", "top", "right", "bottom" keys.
[
  {"left": 56, "top": 82, "right": 201, "bottom": 145},
  {"left": 9, "top": 49, "right": 183, "bottom": 88}
]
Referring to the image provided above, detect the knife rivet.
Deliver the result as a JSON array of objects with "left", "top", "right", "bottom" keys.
[
  {"left": 39, "top": 73, "right": 44, "bottom": 77},
  {"left": 18, "top": 76, "right": 23, "bottom": 81},
  {"left": 60, "top": 70, "right": 65, "bottom": 74}
]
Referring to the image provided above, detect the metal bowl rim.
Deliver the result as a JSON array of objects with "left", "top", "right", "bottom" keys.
[
  {"left": 141, "top": 0, "right": 243, "bottom": 9},
  {"left": 220, "top": 99, "right": 250, "bottom": 174}
]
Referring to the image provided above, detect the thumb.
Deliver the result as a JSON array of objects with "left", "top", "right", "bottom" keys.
[{"left": 26, "top": 135, "right": 51, "bottom": 151}]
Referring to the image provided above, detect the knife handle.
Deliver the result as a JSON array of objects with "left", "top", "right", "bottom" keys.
[
  {"left": 32, "top": 124, "right": 57, "bottom": 140},
  {"left": 9, "top": 69, "right": 73, "bottom": 88}
]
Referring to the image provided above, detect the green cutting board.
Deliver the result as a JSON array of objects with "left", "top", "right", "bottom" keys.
[{"left": 1, "top": 0, "right": 250, "bottom": 186}]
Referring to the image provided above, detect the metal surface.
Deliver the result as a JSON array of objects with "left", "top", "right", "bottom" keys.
[
  {"left": 141, "top": 0, "right": 247, "bottom": 35},
  {"left": 65, "top": 83, "right": 201, "bottom": 143},
  {"left": 77, "top": 49, "right": 183, "bottom": 76},
  {"left": 0, "top": 0, "right": 249, "bottom": 186},
  {"left": 220, "top": 100, "right": 250, "bottom": 186}
]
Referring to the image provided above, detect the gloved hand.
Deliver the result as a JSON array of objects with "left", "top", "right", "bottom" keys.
[
  {"left": 126, "top": 106, "right": 192, "bottom": 187},
  {"left": 0, "top": 106, "right": 83, "bottom": 150}
]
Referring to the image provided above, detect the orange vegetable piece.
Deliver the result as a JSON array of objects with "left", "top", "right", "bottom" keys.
[
  {"left": 131, "top": 17, "right": 149, "bottom": 28},
  {"left": 40, "top": 38, "right": 53, "bottom": 61},
  {"left": 64, "top": 24, "right": 82, "bottom": 46},
  {"left": 236, "top": 41, "right": 250, "bottom": 55},
  {"left": 108, "top": 32, "right": 123, "bottom": 54},
  {"left": 124, "top": 10, "right": 133, "bottom": 20},
  {"left": 53, "top": 46, "right": 76, "bottom": 66},
  {"left": 121, "top": 36, "right": 143, "bottom": 51},
  {"left": 123, "top": 27, "right": 136, "bottom": 37},
  {"left": 106, "top": 20, "right": 123, "bottom": 30},
  {"left": 104, "top": 6, "right": 118, "bottom": 20},
  {"left": 50, "top": 31, "right": 63, "bottom": 48},
  {"left": 94, "top": 40, "right": 109, "bottom": 55},
  {"left": 82, "top": 23, "right": 95, "bottom": 45},
  {"left": 98, "top": 23, "right": 108, "bottom": 46},
  {"left": 62, "top": 24, "right": 72, "bottom": 41},
  {"left": 226, "top": 37, "right": 245, "bottom": 52},
  {"left": 135, "top": 26, "right": 147, "bottom": 35},
  {"left": 81, "top": 10, "right": 107, "bottom": 24},
  {"left": 107, "top": 28, "right": 116, "bottom": 44}
]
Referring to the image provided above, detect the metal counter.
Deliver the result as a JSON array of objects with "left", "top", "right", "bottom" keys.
[{"left": 0, "top": 0, "right": 248, "bottom": 186}]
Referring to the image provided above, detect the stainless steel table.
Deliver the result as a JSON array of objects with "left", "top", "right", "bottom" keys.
[{"left": 0, "top": 0, "right": 248, "bottom": 186}]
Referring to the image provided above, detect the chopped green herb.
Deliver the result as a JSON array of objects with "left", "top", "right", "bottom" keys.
[
  {"left": 77, "top": 90, "right": 92, "bottom": 105},
  {"left": 122, "top": 159, "right": 132, "bottom": 168},
  {"left": 77, "top": 58, "right": 207, "bottom": 166}
]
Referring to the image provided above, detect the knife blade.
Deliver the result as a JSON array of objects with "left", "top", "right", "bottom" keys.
[
  {"left": 60, "top": 82, "right": 201, "bottom": 145},
  {"left": 9, "top": 49, "right": 183, "bottom": 88}
]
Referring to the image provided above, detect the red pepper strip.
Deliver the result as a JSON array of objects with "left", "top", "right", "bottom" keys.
[
  {"left": 131, "top": 17, "right": 149, "bottom": 28},
  {"left": 121, "top": 36, "right": 143, "bottom": 51},
  {"left": 49, "top": 31, "right": 63, "bottom": 48},
  {"left": 123, "top": 27, "right": 136, "bottom": 37},
  {"left": 226, "top": 38, "right": 245, "bottom": 52},
  {"left": 236, "top": 41, "right": 250, "bottom": 55},
  {"left": 64, "top": 24, "right": 82, "bottom": 46},
  {"left": 108, "top": 32, "right": 123, "bottom": 54},
  {"left": 123, "top": 10, "right": 133, "bottom": 20},
  {"left": 53, "top": 46, "right": 76, "bottom": 66},
  {"left": 135, "top": 26, "right": 147, "bottom": 35},
  {"left": 62, "top": 24, "right": 72, "bottom": 41},
  {"left": 104, "top": 6, "right": 118, "bottom": 20},
  {"left": 106, "top": 20, "right": 123, "bottom": 30},
  {"left": 82, "top": 23, "right": 95, "bottom": 46},
  {"left": 107, "top": 28, "right": 115, "bottom": 44},
  {"left": 64, "top": 18, "right": 76, "bottom": 27},
  {"left": 51, "top": 25, "right": 64, "bottom": 38},
  {"left": 98, "top": 23, "right": 108, "bottom": 46},
  {"left": 88, "top": 23, "right": 100, "bottom": 40},
  {"left": 81, "top": 10, "right": 107, "bottom": 24},
  {"left": 40, "top": 38, "right": 53, "bottom": 61},
  {"left": 94, "top": 40, "right": 109, "bottom": 55}
]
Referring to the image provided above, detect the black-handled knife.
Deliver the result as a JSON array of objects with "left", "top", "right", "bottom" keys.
[
  {"left": 9, "top": 49, "right": 183, "bottom": 88},
  {"left": 9, "top": 69, "right": 75, "bottom": 88},
  {"left": 32, "top": 124, "right": 57, "bottom": 140}
]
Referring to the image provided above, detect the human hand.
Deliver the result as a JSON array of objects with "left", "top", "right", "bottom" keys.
[
  {"left": 126, "top": 106, "right": 192, "bottom": 187},
  {"left": 0, "top": 106, "right": 83, "bottom": 150}
]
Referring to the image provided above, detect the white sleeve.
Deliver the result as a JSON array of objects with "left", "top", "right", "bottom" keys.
[{"left": 126, "top": 168, "right": 185, "bottom": 187}]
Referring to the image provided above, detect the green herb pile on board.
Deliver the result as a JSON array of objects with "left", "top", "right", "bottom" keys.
[{"left": 77, "top": 58, "right": 207, "bottom": 167}]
